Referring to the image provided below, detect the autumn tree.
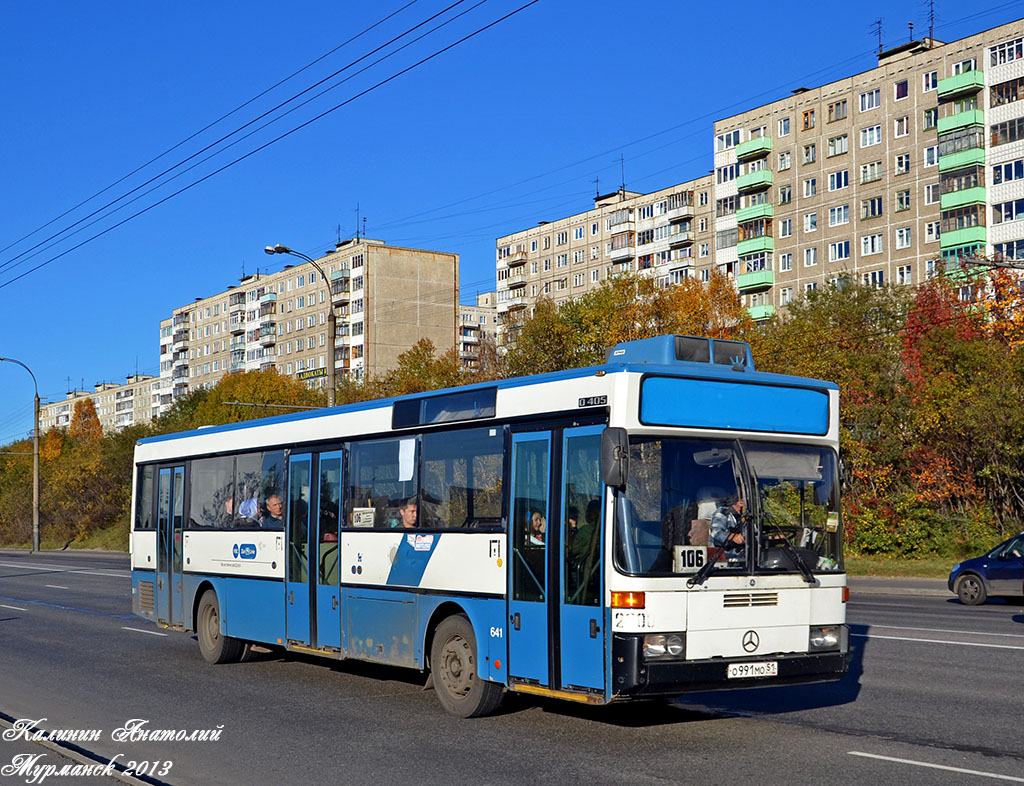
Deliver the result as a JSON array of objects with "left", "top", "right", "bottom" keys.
[
  {"left": 69, "top": 398, "right": 102, "bottom": 441},
  {"left": 189, "top": 369, "right": 325, "bottom": 428}
]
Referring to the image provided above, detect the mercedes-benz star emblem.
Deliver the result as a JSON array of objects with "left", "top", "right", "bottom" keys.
[{"left": 742, "top": 630, "right": 759, "bottom": 652}]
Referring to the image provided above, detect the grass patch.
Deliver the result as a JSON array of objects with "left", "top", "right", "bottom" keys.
[
  {"left": 845, "top": 554, "right": 952, "bottom": 578},
  {"left": 0, "top": 523, "right": 128, "bottom": 552}
]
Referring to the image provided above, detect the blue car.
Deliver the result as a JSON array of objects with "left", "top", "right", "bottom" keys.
[{"left": 948, "top": 532, "right": 1024, "bottom": 605}]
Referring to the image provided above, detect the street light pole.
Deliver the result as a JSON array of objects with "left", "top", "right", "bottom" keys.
[
  {"left": 265, "top": 244, "right": 337, "bottom": 408},
  {"left": 0, "top": 356, "right": 40, "bottom": 552}
]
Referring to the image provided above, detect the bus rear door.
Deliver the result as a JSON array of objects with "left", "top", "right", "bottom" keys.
[
  {"left": 286, "top": 453, "right": 313, "bottom": 646},
  {"left": 156, "top": 465, "right": 185, "bottom": 628}
]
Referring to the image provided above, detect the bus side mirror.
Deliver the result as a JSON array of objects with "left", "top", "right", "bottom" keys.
[{"left": 601, "top": 427, "right": 629, "bottom": 489}]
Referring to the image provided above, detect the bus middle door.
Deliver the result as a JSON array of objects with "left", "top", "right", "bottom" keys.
[
  {"left": 156, "top": 465, "right": 185, "bottom": 628},
  {"left": 286, "top": 453, "right": 315, "bottom": 647}
]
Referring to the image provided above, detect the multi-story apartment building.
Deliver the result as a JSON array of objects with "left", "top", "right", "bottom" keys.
[
  {"left": 494, "top": 178, "right": 715, "bottom": 338},
  {"left": 39, "top": 374, "right": 159, "bottom": 433},
  {"left": 495, "top": 18, "right": 1024, "bottom": 324},
  {"left": 157, "top": 237, "right": 458, "bottom": 411},
  {"left": 713, "top": 18, "right": 1024, "bottom": 317},
  {"left": 458, "top": 292, "right": 498, "bottom": 370}
]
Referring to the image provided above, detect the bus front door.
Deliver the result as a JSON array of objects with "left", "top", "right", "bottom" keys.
[
  {"left": 507, "top": 431, "right": 552, "bottom": 685},
  {"left": 286, "top": 453, "right": 314, "bottom": 647},
  {"left": 156, "top": 465, "right": 185, "bottom": 628},
  {"left": 558, "top": 426, "right": 605, "bottom": 691}
]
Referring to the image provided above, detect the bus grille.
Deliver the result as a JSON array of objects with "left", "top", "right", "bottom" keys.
[
  {"left": 723, "top": 592, "right": 778, "bottom": 608},
  {"left": 139, "top": 581, "right": 155, "bottom": 612}
]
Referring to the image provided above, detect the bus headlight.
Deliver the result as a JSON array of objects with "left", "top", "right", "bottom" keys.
[
  {"left": 643, "top": 633, "right": 685, "bottom": 660},
  {"left": 809, "top": 626, "right": 840, "bottom": 652}
]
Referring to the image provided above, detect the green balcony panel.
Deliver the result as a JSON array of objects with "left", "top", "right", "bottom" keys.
[
  {"left": 747, "top": 304, "right": 776, "bottom": 321},
  {"left": 939, "top": 225, "right": 986, "bottom": 250},
  {"left": 936, "top": 69, "right": 985, "bottom": 99},
  {"left": 736, "top": 236, "right": 774, "bottom": 257},
  {"left": 940, "top": 186, "right": 986, "bottom": 211},
  {"left": 736, "top": 203, "right": 774, "bottom": 222},
  {"left": 937, "top": 109, "right": 985, "bottom": 135},
  {"left": 736, "top": 169, "right": 774, "bottom": 192},
  {"left": 737, "top": 269, "right": 774, "bottom": 291},
  {"left": 736, "top": 136, "right": 772, "bottom": 160},
  {"left": 938, "top": 147, "right": 985, "bottom": 173}
]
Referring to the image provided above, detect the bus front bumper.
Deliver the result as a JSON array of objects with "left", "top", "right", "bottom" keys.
[{"left": 610, "top": 629, "right": 850, "bottom": 698}]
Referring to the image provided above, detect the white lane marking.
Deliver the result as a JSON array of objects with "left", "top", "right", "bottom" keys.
[
  {"left": 45, "top": 584, "right": 69, "bottom": 590},
  {"left": 0, "top": 604, "right": 27, "bottom": 611},
  {"left": 122, "top": 626, "right": 167, "bottom": 637},
  {"left": 868, "top": 624, "right": 1024, "bottom": 640},
  {"left": 0, "top": 561, "right": 128, "bottom": 578},
  {"left": 852, "top": 632, "right": 1024, "bottom": 651},
  {"left": 849, "top": 751, "right": 1024, "bottom": 782}
]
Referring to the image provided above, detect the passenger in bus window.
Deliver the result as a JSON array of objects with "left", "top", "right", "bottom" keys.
[
  {"left": 393, "top": 497, "right": 418, "bottom": 529},
  {"left": 261, "top": 493, "right": 285, "bottom": 529},
  {"left": 527, "top": 510, "right": 545, "bottom": 545}
]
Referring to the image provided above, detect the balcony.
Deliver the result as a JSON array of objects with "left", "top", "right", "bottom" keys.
[
  {"left": 938, "top": 146, "right": 985, "bottom": 173},
  {"left": 736, "top": 236, "right": 774, "bottom": 257},
  {"left": 505, "top": 295, "right": 527, "bottom": 310},
  {"left": 940, "top": 186, "right": 986, "bottom": 211},
  {"left": 331, "top": 280, "right": 351, "bottom": 303},
  {"left": 507, "top": 251, "right": 528, "bottom": 268},
  {"left": 229, "top": 318, "right": 245, "bottom": 335},
  {"left": 736, "top": 169, "right": 773, "bottom": 193},
  {"left": 459, "top": 329, "right": 480, "bottom": 343},
  {"left": 737, "top": 270, "right": 775, "bottom": 292},
  {"left": 748, "top": 304, "right": 776, "bottom": 321},
  {"left": 229, "top": 300, "right": 245, "bottom": 315},
  {"left": 666, "top": 204, "right": 694, "bottom": 221},
  {"left": 668, "top": 231, "right": 694, "bottom": 247},
  {"left": 507, "top": 272, "right": 527, "bottom": 288},
  {"left": 172, "top": 329, "right": 189, "bottom": 345},
  {"left": 259, "top": 302, "right": 277, "bottom": 318},
  {"left": 939, "top": 225, "right": 986, "bottom": 250},
  {"left": 736, "top": 202, "right": 774, "bottom": 223},
  {"left": 229, "top": 338, "right": 245, "bottom": 352},
  {"left": 937, "top": 70, "right": 985, "bottom": 99},
  {"left": 937, "top": 109, "right": 985, "bottom": 135},
  {"left": 229, "top": 361, "right": 246, "bottom": 373},
  {"left": 735, "top": 136, "right": 772, "bottom": 161},
  {"left": 259, "top": 325, "right": 278, "bottom": 345},
  {"left": 609, "top": 243, "right": 635, "bottom": 261}
]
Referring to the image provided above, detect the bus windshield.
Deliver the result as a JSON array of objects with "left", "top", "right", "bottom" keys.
[{"left": 614, "top": 437, "right": 842, "bottom": 577}]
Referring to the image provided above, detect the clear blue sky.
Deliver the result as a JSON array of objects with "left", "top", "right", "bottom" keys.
[{"left": 0, "top": 0, "right": 1016, "bottom": 442}]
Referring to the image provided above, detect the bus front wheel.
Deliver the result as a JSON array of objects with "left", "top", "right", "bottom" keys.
[
  {"left": 430, "top": 615, "right": 503, "bottom": 718},
  {"left": 197, "top": 590, "right": 247, "bottom": 664}
]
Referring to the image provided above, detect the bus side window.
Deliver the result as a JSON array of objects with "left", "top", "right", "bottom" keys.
[
  {"left": 420, "top": 427, "right": 504, "bottom": 529},
  {"left": 346, "top": 438, "right": 419, "bottom": 529}
]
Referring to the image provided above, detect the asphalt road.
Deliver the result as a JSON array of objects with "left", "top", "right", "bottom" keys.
[{"left": 0, "top": 550, "right": 1021, "bottom": 786}]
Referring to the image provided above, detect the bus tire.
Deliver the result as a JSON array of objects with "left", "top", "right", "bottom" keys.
[
  {"left": 197, "top": 590, "right": 246, "bottom": 664},
  {"left": 430, "top": 614, "right": 503, "bottom": 718}
]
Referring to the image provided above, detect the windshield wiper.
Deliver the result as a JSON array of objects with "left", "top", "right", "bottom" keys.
[
  {"left": 767, "top": 521, "right": 818, "bottom": 585},
  {"left": 687, "top": 553, "right": 718, "bottom": 588}
]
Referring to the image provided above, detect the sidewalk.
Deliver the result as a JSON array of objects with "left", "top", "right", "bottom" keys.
[{"left": 847, "top": 575, "right": 949, "bottom": 597}]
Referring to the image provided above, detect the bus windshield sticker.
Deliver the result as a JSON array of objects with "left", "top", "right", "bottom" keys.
[
  {"left": 408, "top": 534, "right": 434, "bottom": 552},
  {"left": 352, "top": 508, "right": 375, "bottom": 528},
  {"left": 398, "top": 438, "right": 416, "bottom": 482}
]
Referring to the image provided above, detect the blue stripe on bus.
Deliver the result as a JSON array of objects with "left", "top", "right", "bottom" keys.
[{"left": 386, "top": 532, "right": 442, "bottom": 586}]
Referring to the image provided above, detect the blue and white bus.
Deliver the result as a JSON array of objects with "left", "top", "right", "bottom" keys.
[{"left": 129, "top": 334, "right": 848, "bottom": 717}]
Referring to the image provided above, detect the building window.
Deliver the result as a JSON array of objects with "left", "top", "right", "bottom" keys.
[
  {"left": 778, "top": 151, "right": 791, "bottom": 170},
  {"left": 894, "top": 79, "right": 909, "bottom": 101},
  {"left": 923, "top": 70, "right": 938, "bottom": 91},
  {"left": 991, "top": 36, "right": 1024, "bottom": 66},
  {"left": 699, "top": 191, "right": 708, "bottom": 206},
  {"left": 859, "top": 88, "right": 881, "bottom": 112},
  {"left": 861, "top": 233, "right": 883, "bottom": 256},
  {"left": 896, "top": 189, "right": 911, "bottom": 211},
  {"left": 860, "top": 160, "right": 882, "bottom": 183},
  {"left": 780, "top": 287, "right": 793, "bottom": 306},
  {"left": 895, "top": 227, "right": 912, "bottom": 249},
  {"left": 716, "top": 129, "right": 742, "bottom": 151},
  {"left": 802, "top": 109, "right": 815, "bottom": 130},
  {"left": 828, "top": 169, "right": 849, "bottom": 191},
  {"left": 802, "top": 143, "right": 816, "bottom": 163},
  {"left": 698, "top": 243, "right": 709, "bottom": 258},
  {"left": 991, "top": 76, "right": 1024, "bottom": 107},
  {"left": 804, "top": 247, "right": 818, "bottom": 266},
  {"left": 778, "top": 117, "right": 791, "bottom": 136},
  {"left": 897, "top": 265, "right": 913, "bottom": 285},
  {"left": 860, "top": 125, "right": 882, "bottom": 147},
  {"left": 779, "top": 185, "right": 792, "bottom": 204},
  {"left": 991, "top": 117, "right": 1024, "bottom": 147},
  {"left": 829, "top": 241, "right": 850, "bottom": 262},
  {"left": 779, "top": 218, "right": 792, "bottom": 238},
  {"left": 895, "top": 153, "right": 911, "bottom": 174},
  {"left": 829, "top": 204, "right": 850, "bottom": 226},
  {"left": 924, "top": 145, "right": 939, "bottom": 167},
  {"left": 861, "top": 197, "right": 883, "bottom": 219},
  {"left": 894, "top": 116, "right": 909, "bottom": 137},
  {"left": 804, "top": 212, "right": 818, "bottom": 233},
  {"left": 992, "top": 197, "right": 1024, "bottom": 224},
  {"left": 827, "top": 100, "right": 848, "bottom": 122},
  {"left": 923, "top": 107, "right": 938, "bottom": 130},
  {"left": 863, "top": 270, "right": 885, "bottom": 288},
  {"left": 993, "top": 158, "right": 1024, "bottom": 184},
  {"left": 573, "top": 226, "right": 584, "bottom": 240},
  {"left": 925, "top": 183, "right": 941, "bottom": 204},
  {"left": 591, "top": 269, "right": 600, "bottom": 282},
  {"left": 953, "top": 58, "right": 976, "bottom": 75},
  {"left": 925, "top": 221, "right": 941, "bottom": 243},
  {"left": 803, "top": 178, "right": 817, "bottom": 197},
  {"left": 556, "top": 231, "right": 567, "bottom": 245},
  {"left": 827, "top": 134, "right": 848, "bottom": 157},
  {"left": 716, "top": 195, "right": 738, "bottom": 217},
  {"left": 779, "top": 253, "right": 792, "bottom": 272},
  {"left": 805, "top": 282, "right": 818, "bottom": 293}
]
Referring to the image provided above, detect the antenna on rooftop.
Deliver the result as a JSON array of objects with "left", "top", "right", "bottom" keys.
[
  {"left": 594, "top": 177, "right": 599, "bottom": 197},
  {"left": 872, "top": 18, "right": 882, "bottom": 53},
  {"left": 908, "top": 21, "right": 914, "bottom": 42},
  {"left": 355, "top": 203, "right": 360, "bottom": 239},
  {"left": 928, "top": 0, "right": 935, "bottom": 42},
  {"left": 620, "top": 154, "right": 626, "bottom": 195}
]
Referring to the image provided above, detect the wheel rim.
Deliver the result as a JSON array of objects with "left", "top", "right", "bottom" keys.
[
  {"left": 203, "top": 602, "right": 220, "bottom": 646},
  {"left": 438, "top": 634, "right": 474, "bottom": 699},
  {"left": 961, "top": 578, "right": 980, "bottom": 601}
]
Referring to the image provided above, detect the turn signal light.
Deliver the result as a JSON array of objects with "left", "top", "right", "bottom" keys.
[
  {"left": 610, "top": 591, "right": 645, "bottom": 609},
  {"left": 842, "top": 587, "right": 850, "bottom": 603}
]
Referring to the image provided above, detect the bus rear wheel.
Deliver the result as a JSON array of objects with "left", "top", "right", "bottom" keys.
[
  {"left": 197, "top": 590, "right": 247, "bottom": 664},
  {"left": 430, "top": 615, "right": 503, "bottom": 718}
]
